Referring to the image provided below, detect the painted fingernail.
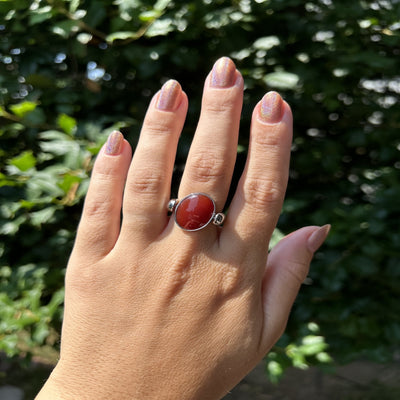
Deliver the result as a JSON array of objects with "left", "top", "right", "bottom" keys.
[
  {"left": 259, "top": 91, "right": 284, "bottom": 124},
  {"left": 105, "top": 130, "right": 124, "bottom": 155},
  {"left": 210, "top": 57, "right": 237, "bottom": 88},
  {"left": 157, "top": 79, "right": 182, "bottom": 111},
  {"left": 307, "top": 225, "right": 331, "bottom": 253}
]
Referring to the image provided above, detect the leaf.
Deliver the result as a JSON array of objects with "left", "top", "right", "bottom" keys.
[
  {"left": 72, "top": 9, "right": 87, "bottom": 19},
  {"left": 26, "top": 173, "right": 65, "bottom": 199},
  {"left": 47, "top": 289, "right": 65, "bottom": 316},
  {"left": 51, "top": 20, "right": 79, "bottom": 38},
  {"left": 30, "top": 207, "right": 57, "bottom": 227},
  {"left": 145, "top": 18, "right": 174, "bottom": 37},
  {"left": 263, "top": 71, "right": 300, "bottom": 89},
  {"left": 32, "top": 322, "right": 50, "bottom": 344},
  {"left": 0, "top": 172, "right": 18, "bottom": 187},
  {"left": 19, "top": 200, "right": 36, "bottom": 210},
  {"left": 69, "top": 0, "right": 80, "bottom": 13},
  {"left": 300, "top": 335, "right": 328, "bottom": 356},
  {"left": 140, "top": 10, "right": 162, "bottom": 21},
  {"left": 15, "top": 309, "right": 40, "bottom": 327},
  {"left": 154, "top": 0, "right": 171, "bottom": 11},
  {"left": 58, "top": 173, "right": 82, "bottom": 194},
  {"left": 269, "top": 228, "right": 285, "bottom": 250},
  {"left": 39, "top": 130, "right": 72, "bottom": 141},
  {"left": 0, "top": 334, "right": 19, "bottom": 357},
  {"left": 263, "top": 71, "right": 300, "bottom": 90},
  {"left": 267, "top": 360, "right": 284, "bottom": 383},
  {"left": 0, "top": 216, "right": 26, "bottom": 235},
  {"left": 1, "top": 202, "right": 22, "bottom": 219},
  {"left": 9, "top": 101, "right": 37, "bottom": 118},
  {"left": 29, "top": 7, "right": 53, "bottom": 25},
  {"left": 0, "top": 0, "right": 24, "bottom": 14},
  {"left": 316, "top": 352, "right": 333, "bottom": 363},
  {"left": 57, "top": 114, "right": 77, "bottom": 136},
  {"left": 77, "top": 33, "right": 93, "bottom": 44},
  {"left": 253, "top": 36, "right": 280, "bottom": 50},
  {"left": 24, "top": 107, "right": 46, "bottom": 125},
  {"left": 0, "top": 266, "right": 12, "bottom": 279},
  {"left": 106, "top": 31, "right": 139, "bottom": 43},
  {"left": 39, "top": 138, "right": 79, "bottom": 157},
  {"left": 9, "top": 151, "right": 36, "bottom": 171}
]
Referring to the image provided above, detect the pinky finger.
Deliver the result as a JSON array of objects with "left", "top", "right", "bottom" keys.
[{"left": 260, "top": 225, "right": 330, "bottom": 352}]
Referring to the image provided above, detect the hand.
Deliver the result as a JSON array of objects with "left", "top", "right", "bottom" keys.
[{"left": 36, "top": 57, "right": 329, "bottom": 400}]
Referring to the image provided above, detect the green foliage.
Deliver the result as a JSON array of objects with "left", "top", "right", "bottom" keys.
[
  {"left": 0, "top": 264, "right": 64, "bottom": 357},
  {"left": 1, "top": 0, "right": 399, "bottom": 378},
  {"left": 266, "top": 322, "right": 333, "bottom": 383}
]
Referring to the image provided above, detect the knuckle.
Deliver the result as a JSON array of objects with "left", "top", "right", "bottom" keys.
[
  {"left": 208, "top": 250, "right": 248, "bottom": 298},
  {"left": 144, "top": 119, "right": 173, "bottom": 137},
  {"left": 188, "top": 151, "right": 227, "bottom": 182},
  {"left": 243, "top": 177, "right": 285, "bottom": 209},
  {"left": 83, "top": 187, "right": 118, "bottom": 219},
  {"left": 83, "top": 198, "right": 110, "bottom": 219},
  {"left": 144, "top": 112, "right": 178, "bottom": 138},
  {"left": 218, "top": 265, "right": 245, "bottom": 296},
  {"left": 202, "top": 101, "right": 233, "bottom": 115},
  {"left": 284, "top": 259, "right": 310, "bottom": 286},
  {"left": 202, "top": 92, "right": 238, "bottom": 114},
  {"left": 93, "top": 161, "right": 120, "bottom": 179},
  {"left": 253, "top": 125, "right": 282, "bottom": 148},
  {"left": 128, "top": 168, "right": 165, "bottom": 195}
]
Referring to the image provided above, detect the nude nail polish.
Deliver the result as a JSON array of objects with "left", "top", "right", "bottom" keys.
[
  {"left": 307, "top": 224, "right": 331, "bottom": 253},
  {"left": 105, "top": 130, "right": 124, "bottom": 155},
  {"left": 210, "top": 57, "right": 237, "bottom": 88},
  {"left": 259, "top": 91, "right": 283, "bottom": 124},
  {"left": 156, "top": 79, "right": 182, "bottom": 111}
]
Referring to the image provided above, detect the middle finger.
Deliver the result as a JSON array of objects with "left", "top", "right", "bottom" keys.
[{"left": 178, "top": 57, "right": 244, "bottom": 212}]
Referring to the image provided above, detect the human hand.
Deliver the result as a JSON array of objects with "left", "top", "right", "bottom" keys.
[{"left": 36, "top": 57, "right": 329, "bottom": 400}]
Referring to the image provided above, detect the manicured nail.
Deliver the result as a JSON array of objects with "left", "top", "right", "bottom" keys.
[
  {"left": 105, "top": 130, "right": 124, "bottom": 155},
  {"left": 307, "top": 225, "right": 331, "bottom": 253},
  {"left": 156, "top": 79, "right": 182, "bottom": 111},
  {"left": 259, "top": 91, "right": 283, "bottom": 123},
  {"left": 210, "top": 57, "right": 237, "bottom": 88}
]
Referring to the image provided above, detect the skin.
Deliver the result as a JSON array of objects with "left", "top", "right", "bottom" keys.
[{"left": 36, "top": 57, "right": 329, "bottom": 400}]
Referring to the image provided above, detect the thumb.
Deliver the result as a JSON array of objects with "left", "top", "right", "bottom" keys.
[{"left": 260, "top": 225, "right": 330, "bottom": 351}]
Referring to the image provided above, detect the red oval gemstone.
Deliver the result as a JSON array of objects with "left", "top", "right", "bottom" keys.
[{"left": 175, "top": 193, "right": 215, "bottom": 231}]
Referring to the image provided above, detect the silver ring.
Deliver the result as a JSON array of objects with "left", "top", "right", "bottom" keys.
[{"left": 168, "top": 192, "right": 225, "bottom": 232}]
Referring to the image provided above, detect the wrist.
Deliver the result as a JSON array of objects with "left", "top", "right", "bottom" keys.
[
  {"left": 36, "top": 363, "right": 93, "bottom": 400},
  {"left": 35, "top": 365, "right": 72, "bottom": 400}
]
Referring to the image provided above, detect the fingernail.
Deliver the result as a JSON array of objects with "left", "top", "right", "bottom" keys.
[
  {"left": 210, "top": 57, "right": 237, "bottom": 88},
  {"left": 105, "top": 130, "right": 124, "bottom": 155},
  {"left": 259, "top": 91, "right": 284, "bottom": 124},
  {"left": 307, "top": 225, "right": 331, "bottom": 253},
  {"left": 156, "top": 79, "right": 182, "bottom": 111}
]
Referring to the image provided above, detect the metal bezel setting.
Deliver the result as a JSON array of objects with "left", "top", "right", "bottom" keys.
[{"left": 168, "top": 192, "right": 225, "bottom": 231}]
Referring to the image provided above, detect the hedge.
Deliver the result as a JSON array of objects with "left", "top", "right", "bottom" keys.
[{"left": 1, "top": 0, "right": 399, "bottom": 381}]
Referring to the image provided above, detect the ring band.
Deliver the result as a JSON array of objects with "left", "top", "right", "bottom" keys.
[{"left": 168, "top": 193, "right": 225, "bottom": 232}]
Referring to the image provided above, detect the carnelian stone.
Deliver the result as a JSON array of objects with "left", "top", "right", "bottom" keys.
[{"left": 175, "top": 193, "right": 215, "bottom": 231}]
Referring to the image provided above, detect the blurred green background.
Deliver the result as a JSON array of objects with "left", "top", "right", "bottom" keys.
[{"left": 1, "top": 0, "right": 399, "bottom": 394}]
